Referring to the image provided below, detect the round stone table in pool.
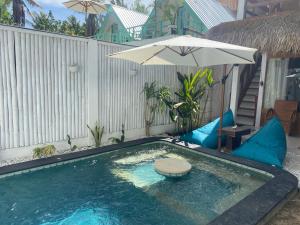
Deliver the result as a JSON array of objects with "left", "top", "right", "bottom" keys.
[{"left": 154, "top": 158, "right": 192, "bottom": 177}]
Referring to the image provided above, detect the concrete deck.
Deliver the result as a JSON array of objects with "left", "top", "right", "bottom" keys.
[
  {"left": 268, "top": 136, "right": 300, "bottom": 225},
  {"left": 268, "top": 192, "right": 300, "bottom": 225}
]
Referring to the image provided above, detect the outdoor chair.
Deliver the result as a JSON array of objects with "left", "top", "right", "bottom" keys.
[
  {"left": 268, "top": 100, "right": 298, "bottom": 135},
  {"left": 180, "top": 110, "right": 234, "bottom": 149},
  {"left": 232, "top": 117, "right": 287, "bottom": 168}
]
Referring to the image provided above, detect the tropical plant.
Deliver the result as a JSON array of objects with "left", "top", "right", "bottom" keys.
[
  {"left": 66, "top": 134, "right": 77, "bottom": 151},
  {"left": 0, "top": 3, "right": 13, "bottom": 25},
  {"left": 198, "top": 70, "right": 215, "bottom": 126},
  {"left": 87, "top": 123, "right": 104, "bottom": 147},
  {"left": 132, "top": 0, "right": 148, "bottom": 14},
  {"left": 33, "top": 145, "right": 56, "bottom": 159},
  {"left": 32, "top": 11, "right": 60, "bottom": 32},
  {"left": 110, "top": 0, "right": 127, "bottom": 7},
  {"left": 32, "top": 11, "right": 86, "bottom": 36},
  {"left": 165, "top": 68, "right": 213, "bottom": 133},
  {"left": 142, "top": 81, "right": 171, "bottom": 136},
  {"left": 160, "top": 0, "right": 184, "bottom": 26},
  {"left": 60, "top": 16, "right": 85, "bottom": 36},
  {"left": 109, "top": 124, "right": 125, "bottom": 144}
]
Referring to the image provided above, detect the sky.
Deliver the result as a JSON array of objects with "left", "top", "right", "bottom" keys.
[{"left": 32, "top": 0, "right": 153, "bottom": 22}]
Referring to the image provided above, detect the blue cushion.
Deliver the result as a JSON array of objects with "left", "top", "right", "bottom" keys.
[
  {"left": 180, "top": 110, "right": 234, "bottom": 149},
  {"left": 232, "top": 117, "right": 287, "bottom": 168}
]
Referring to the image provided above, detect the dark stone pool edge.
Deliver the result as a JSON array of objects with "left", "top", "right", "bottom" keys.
[{"left": 0, "top": 136, "right": 298, "bottom": 225}]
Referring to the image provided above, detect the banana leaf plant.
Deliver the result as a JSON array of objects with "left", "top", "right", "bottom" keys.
[
  {"left": 165, "top": 68, "right": 213, "bottom": 133},
  {"left": 142, "top": 81, "right": 171, "bottom": 136}
]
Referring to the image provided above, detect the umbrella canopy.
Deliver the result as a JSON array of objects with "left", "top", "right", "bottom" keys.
[
  {"left": 109, "top": 35, "right": 257, "bottom": 67},
  {"left": 63, "top": 0, "right": 106, "bottom": 15},
  {"left": 109, "top": 35, "right": 257, "bottom": 151}
]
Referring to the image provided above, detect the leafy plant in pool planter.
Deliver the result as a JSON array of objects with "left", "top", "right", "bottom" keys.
[
  {"left": 164, "top": 68, "right": 213, "bottom": 133},
  {"left": 87, "top": 123, "right": 104, "bottom": 147},
  {"left": 66, "top": 134, "right": 77, "bottom": 151},
  {"left": 33, "top": 145, "right": 56, "bottom": 159},
  {"left": 109, "top": 124, "right": 125, "bottom": 144},
  {"left": 142, "top": 81, "right": 171, "bottom": 136}
]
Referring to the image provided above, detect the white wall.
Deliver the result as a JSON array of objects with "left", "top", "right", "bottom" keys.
[{"left": 0, "top": 25, "right": 206, "bottom": 161}]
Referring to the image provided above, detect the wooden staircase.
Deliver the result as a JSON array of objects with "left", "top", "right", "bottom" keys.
[{"left": 236, "top": 67, "right": 260, "bottom": 127}]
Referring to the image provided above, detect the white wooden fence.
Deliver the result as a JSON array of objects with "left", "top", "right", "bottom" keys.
[{"left": 0, "top": 25, "right": 211, "bottom": 160}]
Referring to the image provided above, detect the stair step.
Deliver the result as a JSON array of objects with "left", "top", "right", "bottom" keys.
[
  {"left": 236, "top": 116, "right": 255, "bottom": 126},
  {"left": 240, "top": 102, "right": 256, "bottom": 110},
  {"left": 237, "top": 109, "right": 256, "bottom": 117},
  {"left": 249, "top": 83, "right": 259, "bottom": 89},
  {"left": 253, "top": 77, "right": 260, "bottom": 83},
  {"left": 246, "top": 89, "right": 259, "bottom": 95},
  {"left": 243, "top": 95, "right": 256, "bottom": 102}
]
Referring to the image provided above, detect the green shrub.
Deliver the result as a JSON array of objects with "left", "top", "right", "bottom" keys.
[
  {"left": 33, "top": 145, "right": 56, "bottom": 159},
  {"left": 109, "top": 124, "right": 125, "bottom": 144},
  {"left": 87, "top": 122, "right": 104, "bottom": 147},
  {"left": 67, "top": 134, "right": 77, "bottom": 151}
]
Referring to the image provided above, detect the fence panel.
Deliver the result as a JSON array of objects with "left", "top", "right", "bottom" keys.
[
  {"left": 0, "top": 27, "right": 89, "bottom": 150},
  {"left": 0, "top": 25, "right": 213, "bottom": 156}
]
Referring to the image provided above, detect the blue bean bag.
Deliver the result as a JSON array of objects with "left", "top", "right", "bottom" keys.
[
  {"left": 180, "top": 110, "right": 234, "bottom": 149},
  {"left": 232, "top": 117, "right": 287, "bottom": 168}
]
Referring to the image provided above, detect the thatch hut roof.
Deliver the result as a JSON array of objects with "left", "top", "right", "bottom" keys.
[{"left": 207, "top": 11, "right": 300, "bottom": 58}]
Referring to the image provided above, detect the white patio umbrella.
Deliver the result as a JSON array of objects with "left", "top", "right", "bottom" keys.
[
  {"left": 109, "top": 35, "right": 257, "bottom": 150},
  {"left": 63, "top": 0, "right": 106, "bottom": 20}
]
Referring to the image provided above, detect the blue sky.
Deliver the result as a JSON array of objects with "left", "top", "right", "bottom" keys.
[{"left": 33, "top": 0, "right": 153, "bottom": 22}]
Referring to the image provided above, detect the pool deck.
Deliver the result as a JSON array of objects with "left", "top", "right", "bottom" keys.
[
  {"left": 268, "top": 136, "right": 300, "bottom": 225},
  {"left": 283, "top": 136, "right": 300, "bottom": 185},
  {"left": 268, "top": 192, "right": 300, "bottom": 225}
]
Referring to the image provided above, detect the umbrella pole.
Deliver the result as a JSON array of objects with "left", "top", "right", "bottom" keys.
[{"left": 218, "top": 64, "right": 227, "bottom": 151}]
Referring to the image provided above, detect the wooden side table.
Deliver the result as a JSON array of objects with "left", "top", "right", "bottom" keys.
[{"left": 221, "top": 126, "right": 252, "bottom": 151}]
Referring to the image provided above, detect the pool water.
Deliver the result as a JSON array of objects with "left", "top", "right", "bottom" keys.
[{"left": 0, "top": 142, "right": 271, "bottom": 225}]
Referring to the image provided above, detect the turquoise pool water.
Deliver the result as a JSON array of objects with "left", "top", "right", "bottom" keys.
[{"left": 0, "top": 142, "right": 271, "bottom": 225}]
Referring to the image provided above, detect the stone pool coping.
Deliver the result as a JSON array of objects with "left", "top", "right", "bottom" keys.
[{"left": 0, "top": 137, "right": 298, "bottom": 225}]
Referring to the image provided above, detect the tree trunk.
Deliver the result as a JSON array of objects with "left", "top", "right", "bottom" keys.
[
  {"left": 199, "top": 93, "right": 209, "bottom": 126},
  {"left": 13, "top": 0, "right": 25, "bottom": 26},
  {"left": 86, "top": 14, "right": 97, "bottom": 37},
  {"left": 145, "top": 122, "right": 151, "bottom": 136}
]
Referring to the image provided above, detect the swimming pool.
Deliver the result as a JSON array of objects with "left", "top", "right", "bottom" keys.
[{"left": 0, "top": 138, "right": 297, "bottom": 225}]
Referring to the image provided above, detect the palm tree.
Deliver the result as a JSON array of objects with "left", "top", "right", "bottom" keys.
[
  {"left": 110, "top": 0, "right": 126, "bottom": 7},
  {"left": 4, "top": 0, "right": 39, "bottom": 26}
]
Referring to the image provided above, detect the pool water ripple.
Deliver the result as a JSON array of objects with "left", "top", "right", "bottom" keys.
[{"left": 0, "top": 142, "right": 271, "bottom": 225}]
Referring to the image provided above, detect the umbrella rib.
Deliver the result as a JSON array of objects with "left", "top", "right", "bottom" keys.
[
  {"left": 95, "top": 3, "right": 106, "bottom": 11},
  {"left": 165, "top": 46, "right": 182, "bottom": 56},
  {"left": 191, "top": 52, "right": 199, "bottom": 67},
  {"left": 189, "top": 47, "right": 203, "bottom": 54},
  {"left": 64, "top": 0, "right": 78, "bottom": 4},
  {"left": 141, "top": 47, "right": 167, "bottom": 65},
  {"left": 91, "top": 4, "right": 98, "bottom": 13},
  {"left": 217, "top": 48, "right": 253, "bottom": 63},
  {"left": 67, "top": 2, "right": 81, "bottom": 9}
]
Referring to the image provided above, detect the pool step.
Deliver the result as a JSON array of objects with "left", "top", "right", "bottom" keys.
[{"left": 148, "top": 189, "right": 210, "bottom": 224}]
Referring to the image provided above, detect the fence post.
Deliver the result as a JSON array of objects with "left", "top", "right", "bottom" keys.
[{"left": 87, "top": 39, "right": 99, "bottom": 145}]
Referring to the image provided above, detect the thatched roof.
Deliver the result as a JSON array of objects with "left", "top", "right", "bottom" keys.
[{"left": 207, "top": 11, "right": 300, "bottom": 58}]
